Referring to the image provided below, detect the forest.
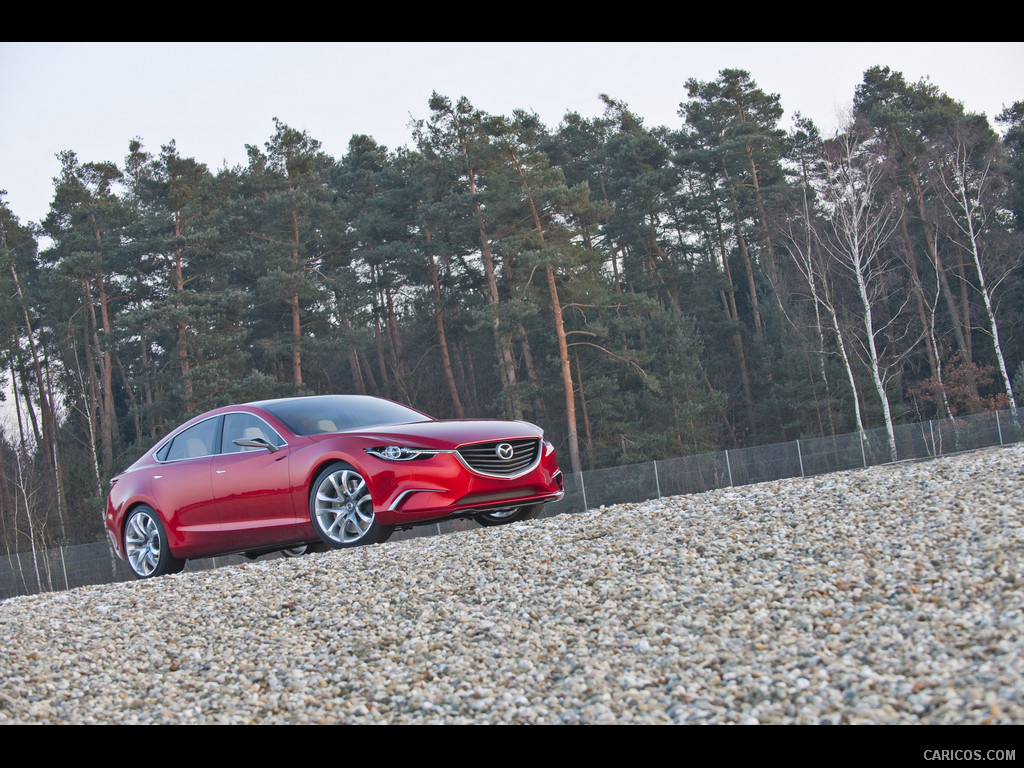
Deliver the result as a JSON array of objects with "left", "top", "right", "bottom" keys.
[{"left": 1, "top": 65, "right": 1022, "bottom": 555}]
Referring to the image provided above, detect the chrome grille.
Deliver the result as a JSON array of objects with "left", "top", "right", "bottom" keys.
[{"left": 457, "top": 438, "right": 540, "bottom": 476}]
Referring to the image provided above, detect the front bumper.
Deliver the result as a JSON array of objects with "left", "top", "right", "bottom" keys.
[{"left": 364, "top": 447, "right": 564, "bottom": 525}]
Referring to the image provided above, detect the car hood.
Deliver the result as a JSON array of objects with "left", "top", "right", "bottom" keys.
[{"left": 308, "top": 419, "right": 544, "bottom": 449}]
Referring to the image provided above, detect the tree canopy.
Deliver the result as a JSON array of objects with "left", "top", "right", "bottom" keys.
[{"left": 2, "top": 66, "right": 1021, "bottom": 556}]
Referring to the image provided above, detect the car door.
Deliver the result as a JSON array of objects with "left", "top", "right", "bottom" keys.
[
  {"left": 151, "top": 415, "right": 222, "bottom": 555},
  {"left": 210, "top": 412, "right": 302, "bottom": 549}
]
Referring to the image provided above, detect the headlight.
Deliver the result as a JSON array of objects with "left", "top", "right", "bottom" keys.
[
  {"left": 543, "top": 439, "right": 555, "bottom": 457},
  {"left": 365, "top": 446, "right": 439, "bottom": 461}
]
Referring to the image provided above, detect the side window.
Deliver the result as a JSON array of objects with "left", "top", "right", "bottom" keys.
[
  {"left": 221, "top": 413, "right": 285, "bottom": 454},
  {"left": 164, "top": 417, "right": 221, "bottom": 462}
]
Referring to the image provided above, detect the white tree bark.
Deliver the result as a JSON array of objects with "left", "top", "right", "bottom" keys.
[
  {"left": 940, "top": 136, "right": 1018, "bottom": 416},
  {"left": 780, "top": 218, "right": 865, "bottom": 436},
  {"left": 819, "top": 130, "right": 903, "bottom": 462}
]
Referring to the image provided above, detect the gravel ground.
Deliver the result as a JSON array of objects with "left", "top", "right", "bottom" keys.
[{"left": 1, "top": 444, "right": 1022, "bottom": 724}]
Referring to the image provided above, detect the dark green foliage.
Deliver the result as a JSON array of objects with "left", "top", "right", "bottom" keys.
[
  {"left": 998, "top": 101, "right": 1024, "bottom": 232},
  {"left": 1, "top": 68, "right": 1022, "bottom": 553}
]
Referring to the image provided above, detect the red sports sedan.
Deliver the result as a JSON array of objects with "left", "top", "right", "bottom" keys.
[{"left": 106, "top": 395, "right": 564, "bottom": 578}]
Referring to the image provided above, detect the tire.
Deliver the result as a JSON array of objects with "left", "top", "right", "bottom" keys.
[
  {"left": 281, "top": 541, "right": 329, "bottom": 557},
  {"left": 474, "top": 503, "right": 543, "bottom": 527},
  {"left": 310, "top": 463, "right": 393, "bottom": 548},
  {"left": 124, "top": 505, "right": 185, "bottom": 579}
]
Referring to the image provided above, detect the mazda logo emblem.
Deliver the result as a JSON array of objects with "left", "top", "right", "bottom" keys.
[{"left": 495, "top": 443, "right": 514, "bottom": 460}]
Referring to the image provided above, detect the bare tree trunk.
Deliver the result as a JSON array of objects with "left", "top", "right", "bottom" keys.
[
  {"left": 89, "top": 281, "right": 116, "bottom": 473},
  {"left": 290, "top": 210, "right": 303, "bottom": 392},
  {"left": 822, "top": 270, "right": 866, "bottom": 436},
  {"left": 9, "top": 357, "right": 44, "bottom": 592},
  {"left": 70, "top": 334, "right": 104, "bottom": 500},
  {"left": 8, "top": 265, "right": 55, "bottom": 453},
  {"left": 384, "top": 284, "right": 407, "bottom": 384},
  {"left": 900, "top": 219, "right": 942, "bottom": 392},
  {"left": 87, "top": 214, "right": 118, "bottom": 473},
  {"left": 820, "top": 131, "right": 901, "bottom": 461},
  {"left": 510, "top": 150, "right": 581, "bottom": 474},
  {"left": 574, "top": 348, "right": 592, "bottom": 469},
  {"left": 901, "top": 152, "right": 973, "bottom": 367},
  {"left": 173, "top": 211, "right": 194, "bottom": 412},
  {"left": 746, "top": 142, "right": 779, "bottom": 285},
  {"left": 519, "top": 324, "right": 548, "bottom": 423},
  {"left": 460, "top": 137, "right": 521, "bottom": 419},
  {"left": 941, "top": 140, "right": 1018, "bottom": 414},
  {"left": 337, "top": 312, "right": 366, "bottom": 395},
  {"left": 424, "top": 232, "right": 465, "bottom": 418},
  {"left": 724, "top": 165, "right": 763, "bottom": 336},
  {"left": 545, "top": 262, "right": 581, "bottom": 475},
  {"left": 712, "top": 198, "right": 757, "bottom": 441},
  {"left": 779, "top": 203, "right": 865, "bottom": 436}
]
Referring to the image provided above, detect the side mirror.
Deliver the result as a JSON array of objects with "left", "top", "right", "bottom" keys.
[{"left": 232, "top": 437, "right": 279, "bottom": 453}]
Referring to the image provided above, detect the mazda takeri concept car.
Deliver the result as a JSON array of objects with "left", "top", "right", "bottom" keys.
[{"left": 106, "top": 395, "right": 564, "bottom": 578}]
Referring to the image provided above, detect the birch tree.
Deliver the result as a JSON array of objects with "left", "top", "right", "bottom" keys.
[
  {"left": 938, "top": 120, "right": 1018, "bottom": 414},
  {"left": 818, "top": 126, "right": 904, "bottom": 461},
  {"left": 778, "top": 198, "right": 866, "bottom": 436}
]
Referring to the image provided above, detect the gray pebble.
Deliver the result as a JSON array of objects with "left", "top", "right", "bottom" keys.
[{"left": 1, "top": 444, "right": 1022, "bottom": 724}]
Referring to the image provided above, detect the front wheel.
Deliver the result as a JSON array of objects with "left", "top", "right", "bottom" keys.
[
  {"left": 124, "top": 505, "right": 185, "bottom": 579},
  {"left": 474, "top": 503, "right": 543, "bottom": 527},
  {"left": 310, "top": 463, "right": 393, "bottom": 548}
]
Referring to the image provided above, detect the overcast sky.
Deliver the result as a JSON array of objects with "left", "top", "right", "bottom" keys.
[{"left": 2, "top": 41, "right": 1022, "bottom": 228}]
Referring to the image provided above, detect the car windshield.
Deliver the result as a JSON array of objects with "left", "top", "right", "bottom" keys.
[{"left": 260, "top": 396, "right": 431, "bottom": 435}]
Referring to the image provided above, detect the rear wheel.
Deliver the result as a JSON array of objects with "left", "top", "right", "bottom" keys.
[
  {"left": 124, "top": 505, "right": 185, "bottom": 579},
  {"left": 474, "top": 503, "right": 543, "bottom": 527},
  {"left": 281, "top": 541, "right": 328, "bottom": 557},
  {"left": 310, "top": 463, "right": 393, "bottom": 548}
]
